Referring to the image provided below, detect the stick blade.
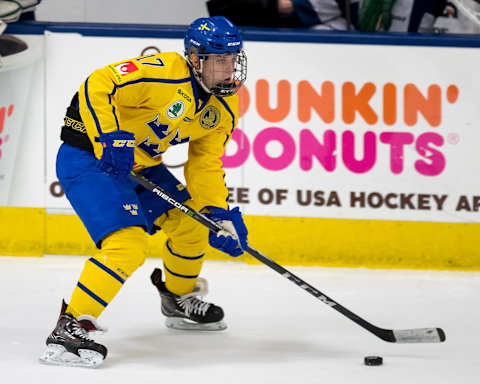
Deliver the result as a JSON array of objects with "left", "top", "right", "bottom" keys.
[{"left": 393, "top": 328, "right": 446, "bottom": 343}]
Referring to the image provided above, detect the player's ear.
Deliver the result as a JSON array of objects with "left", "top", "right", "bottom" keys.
[{"left": 189, "top": 53, "right": 201, "bottom": 70}]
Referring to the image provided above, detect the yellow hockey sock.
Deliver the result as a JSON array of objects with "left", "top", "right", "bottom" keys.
[
  {"left": 67, "top": 257, "right": 124, "bottom": 318},
  {"left": 153, "top": 201, "right": 208, "bottom": 296},
  {"left": 162, "top": 240, "right": 205, "bottom": 296},
  {"left": 67, "top": 226, "right": 147, "bottom": 318}
]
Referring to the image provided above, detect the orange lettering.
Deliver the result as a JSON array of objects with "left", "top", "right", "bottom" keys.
[
  {"left": 237, "top": 85, "right": 250, "bottom": 118},
  {"left": 447, "top": 85, "right": 459, "bottom": 104},
  {"left": 342, "top": 82, "right": 377, "bottom": 125},
  {"left": 256, "top": 79, "right": 291, "bottom": 123},
  {"left": 297, "top": 81, "right": 334, "bottom": 123},
  {"left": 383, "top": 83, "right": 396, "bottom": 126},
  {"left": 404, "top": 84, "right": 441, "bottom": 127}
]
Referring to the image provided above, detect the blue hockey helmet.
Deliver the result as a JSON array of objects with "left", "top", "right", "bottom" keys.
[
  {"left": 184, "top": 16, "right": 247, "bottom": 97},
  {"left": 185, "top": 16, "right": 243, "bottom": 55}
]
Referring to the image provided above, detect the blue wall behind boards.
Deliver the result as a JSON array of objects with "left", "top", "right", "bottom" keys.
[{"left": 6, "top": 20, "right": 480, "bottom": 48}]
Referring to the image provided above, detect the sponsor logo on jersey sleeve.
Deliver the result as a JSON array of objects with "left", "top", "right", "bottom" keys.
[
  {"left": 166, "top": 100, "right": 185, "bottom": 119},
  {"left": 177, "top": 88, "right": 192, "bottom": 103},
  {"left": 114, "top": 61, "right": 139, "bottom": 76},
  {"left": 200, "top": 105, "right": 220, "bottom": 130}
]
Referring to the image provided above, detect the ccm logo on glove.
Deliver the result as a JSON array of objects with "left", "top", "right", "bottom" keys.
[
  {"left": 112, "top": 139, "right": 135, "bottom": 148},
  {"left": 95, "top": 130, "right": 135, "bottom": 178}
]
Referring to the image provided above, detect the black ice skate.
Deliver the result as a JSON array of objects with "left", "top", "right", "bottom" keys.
[
  {"left": 39, "top": 300, "right": 108, "bottom": 368},
  {"left": 151, "top": 268, "right": 227, "bottom": 331}
]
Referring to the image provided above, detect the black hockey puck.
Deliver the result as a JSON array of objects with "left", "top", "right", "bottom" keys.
[{"left": 364, "top": 356, "right": 383, "bottom": 366}]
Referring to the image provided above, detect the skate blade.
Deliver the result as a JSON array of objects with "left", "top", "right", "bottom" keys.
[
  {"left": 165, "top": 317, "right": 227, "bottom": 331},
  {"left": 39, "top": 344, "right": 104, "bottom": 368}
]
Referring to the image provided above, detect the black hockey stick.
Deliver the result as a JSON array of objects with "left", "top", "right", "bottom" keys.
[{"left": 131, "top": 171, "right": 446, "bottom": 343}]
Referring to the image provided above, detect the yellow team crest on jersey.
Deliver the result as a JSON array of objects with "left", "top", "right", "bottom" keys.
[{"left": 200, "top": 105, "right": 220, "bottom": 130}]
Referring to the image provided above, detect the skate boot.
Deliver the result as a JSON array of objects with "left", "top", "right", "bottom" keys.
[
  {"left": 151, "top": 268, "right": 227, "bottom": 331},
  {"left": 39, "top": 300, "right": 108, "bottom": 368}
]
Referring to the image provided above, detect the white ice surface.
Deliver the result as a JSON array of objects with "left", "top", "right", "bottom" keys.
[{"left": 0, "top": 255, "right": 478, "bottom": 384}]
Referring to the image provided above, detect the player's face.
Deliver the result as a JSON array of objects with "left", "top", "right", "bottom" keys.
[{"left": 202, "top": 53, "right": 237, "bottom": 90}]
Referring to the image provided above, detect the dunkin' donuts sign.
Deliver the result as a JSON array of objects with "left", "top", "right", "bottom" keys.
[
  {"left": 44, "top": 35, "right": 480, "bottom": 222},
  {"left": 218, "top": 40, "right": 480, "bottom": 221},
  {"left": 224, "top": 81, "right": 458, "bottom": 176}
]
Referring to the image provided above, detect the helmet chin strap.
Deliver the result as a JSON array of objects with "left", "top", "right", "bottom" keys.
[{"left": 188, "top": 56, "right": 213, "bottom": 95}]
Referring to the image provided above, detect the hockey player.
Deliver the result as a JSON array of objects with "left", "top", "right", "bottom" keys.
[{"left": 40, "top": 16, "right": 248, "bottom": 368}]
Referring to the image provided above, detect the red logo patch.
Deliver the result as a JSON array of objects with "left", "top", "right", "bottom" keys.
[
  {"left": 114, "top": 61, "right": 139, "bottom": 76},
  {"left": 0, "top": 104, "right": 13, "bottom": 160}
]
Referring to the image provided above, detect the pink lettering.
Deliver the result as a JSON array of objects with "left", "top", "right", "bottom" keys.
[
  {"left": 415, "top": 132, "right": 445, "bottom": 176},
  {"left": 253, "top": 127, "right": 296, "bottom": 171},
  {"left": 299, "top": 129, "right": 336, "bottom": 171},
  {"left": 380, "top": 132, "right": 415, "bottom": 174},
  {"left": 342, "top": 130, "right": 376, "bottom": 173},
  {"left": 221, "top": 129, "right": 250, "bottom": 168}
]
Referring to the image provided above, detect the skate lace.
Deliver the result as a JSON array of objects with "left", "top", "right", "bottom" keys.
[
  {"left": 176, "top": 295, "right": 211, "bottom": 317},
  {"left": 67, "top": 319, "right": 91, "bottom": 341}
]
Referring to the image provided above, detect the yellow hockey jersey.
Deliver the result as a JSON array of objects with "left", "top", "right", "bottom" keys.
[{"left": 77, "top": 52, "right": 238, "bottom": 210}]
